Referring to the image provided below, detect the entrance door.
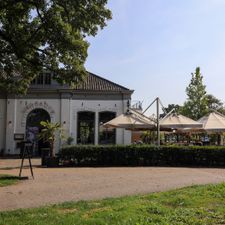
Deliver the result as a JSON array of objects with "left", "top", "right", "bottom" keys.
[{"left": 26, "top": 108, "right": 51, "bottom": 156}]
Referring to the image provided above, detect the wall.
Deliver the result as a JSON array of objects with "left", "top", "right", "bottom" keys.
[
  {"left": 4, "top": 96, "right": 132, "bottom": 155},
  {"left": 0, "top": 99, "right": 6, "bottom": 153},
  {"left": 70, "top": 99, "right": 131, "bottom": 145},
  {"left": 5, "top": 98, "right": 61, "bottom": 154}
]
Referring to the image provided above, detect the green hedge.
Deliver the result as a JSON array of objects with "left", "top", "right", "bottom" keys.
[{"left": 59, "top": 145, "right": 225, "bottom": 167}]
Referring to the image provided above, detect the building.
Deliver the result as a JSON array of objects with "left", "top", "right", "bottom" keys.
[{"left": 0, "top": 72, "right": 133, "bottom": 156}]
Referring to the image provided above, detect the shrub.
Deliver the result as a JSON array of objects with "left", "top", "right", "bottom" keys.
[{"left": 60, "top": 145, "right": 225, "bottom": 167}]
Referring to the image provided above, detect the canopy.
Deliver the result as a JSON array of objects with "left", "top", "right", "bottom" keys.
[
  {"left": 198, "top": 111, "right": 225, "bottom": 132},
  {"left": 160, "top": 113, "right": 203, "bottom": 129},
  {"left": 103, "top": 109, "right": 155, "bottom": 130}
]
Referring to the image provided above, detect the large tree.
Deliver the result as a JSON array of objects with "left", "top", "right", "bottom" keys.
[
  {"left": 0, "top": 0, "right": 111, "bottom": 94},
  {"left": 182, "top": 67, "right": 208, "bottom": 120}
]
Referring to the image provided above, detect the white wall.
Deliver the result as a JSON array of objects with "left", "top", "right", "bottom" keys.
[
  {"left": 71, "top": 99, "right": 131, "bottom": 145},
  {"left": 4, "top": 97, "right": 131, "bottom": 155},
  {"left": 0, "top": 99, "right": 6, "bottom": 152},
  {"left": 5, "top": 98, "right": 61, "bottom": 154}
]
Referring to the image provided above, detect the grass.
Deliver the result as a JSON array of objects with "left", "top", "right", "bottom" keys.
[
  {"left": 1, "top": 183, "right": 225, "bottom": 224},
  {"left": 0, "top": 174, "right": 20, "bottom": 187}
]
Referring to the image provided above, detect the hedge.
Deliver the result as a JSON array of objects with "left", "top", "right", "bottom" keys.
[{"left": 59, "top": 145, "right": 225, "bottom": 167}]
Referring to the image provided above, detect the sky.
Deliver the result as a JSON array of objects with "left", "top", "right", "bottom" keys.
[{"left": 85, "top": 0, "right": 225, "bottom": 111}]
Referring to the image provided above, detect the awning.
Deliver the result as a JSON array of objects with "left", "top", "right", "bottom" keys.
[
  {"left": 160, "top": 113, "right": 203, "bottom": 129},
  {"left": 103, "top": 109, "right": 155, "bottom": 130},
  {"left": 198, "top": 111, "right": 225, "bottom": 132}
]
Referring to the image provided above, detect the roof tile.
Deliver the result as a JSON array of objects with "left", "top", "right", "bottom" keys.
[{"left": 74, "top": 72, "right": 131, "bottom": 92}]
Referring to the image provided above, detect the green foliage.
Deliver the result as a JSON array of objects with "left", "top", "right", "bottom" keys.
[
  {"left": 0, "top": 0, "right": 111, "bottom": 94},
  {"left": 60, "top": 145, "right": 225, "bottom": 167},
  {"left": 141, "top": 131, "right": 164, "bottom": 144},
  {"left": 164, "top": 104, "right": 183, "bottom": 114},
  {"left": 166, "top": 71, "right": 225, "bottom": 118},
  {"left": 141, "top": 131, "right": 157, "bottom": 144},
  {"left": 1, "top": 183, "right": 225, "bottom": 224},
  {"left": 66, "top": 136, "right": 74, "bottom": 145},
  {"left": 206, "top": 94, "right": 225, "bottom": 115},
  {"left": 182, "top": 67, "right": 208, "bottom": 120},
  {"left": 39, "top": 121, "right": 63, "bottom": 157}
]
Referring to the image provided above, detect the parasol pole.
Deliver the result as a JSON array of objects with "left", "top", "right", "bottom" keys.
[
  {"left": 156, "top": 97, "right": 160, "bottom": 146},
  {"left": 142, "top": 98, "right": 157, "bottom": 114}
]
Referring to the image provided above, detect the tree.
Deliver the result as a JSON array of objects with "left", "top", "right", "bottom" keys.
[
  {"left": 182, "top": 67, "right": 208, "bottom": 120},
  {"left": 160, "top": 104, "right": 183, "bottom": 118},
  {"left": 38, "top": 121, "right": 64, "bottom": 157},
  {"left": 0, "top": 0, "right": 111, "bottom": 94}
]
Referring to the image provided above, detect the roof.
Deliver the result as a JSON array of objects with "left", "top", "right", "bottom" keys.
[
  {"left": 198, "top": 111, "right": 225, "bottom": 132},
  {"left": 74, "top": 72, "right": 132, "bottom": 93},
  {"left": 29, "top": 71, "right": 133, "bottom": 94},
  {"left": 103, "top": 109, "right": 155, "bottom": 130},
  {"left": 160, "top": 113, "right": 203, "bottom": 129}
]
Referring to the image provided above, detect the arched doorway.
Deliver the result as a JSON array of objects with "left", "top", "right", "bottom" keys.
[
  {"left": 26, "top": 108, "right": 50, "bottom": 156},
  {"left": 77, "top": 111, "right": 95, "bottom": 144}
]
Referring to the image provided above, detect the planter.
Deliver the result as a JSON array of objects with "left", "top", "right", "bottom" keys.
[
  {"left": 41, "top": 148, "right": 50, "bottom": 166},
  {"left": 46, "top": 157, "right": 59, "bottom": 167}
]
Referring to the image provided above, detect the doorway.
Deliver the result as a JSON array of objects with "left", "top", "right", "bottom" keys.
[{"left": 26, "top": 108, "right": 51, "bottom": 156}]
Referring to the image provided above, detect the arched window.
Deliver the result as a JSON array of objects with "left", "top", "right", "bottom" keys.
[
  {"left": 77, "top": 111, "right": 95, "bottom": 144},
  {"left": 99, "top": 111, "right": 116, "bottom": 144}
]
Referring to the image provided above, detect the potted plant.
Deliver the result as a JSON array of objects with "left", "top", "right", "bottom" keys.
[
  {"left": 39, "top": 121, "right": 64, "bottom": 167},
  {"left": 66, "top": 136, "right": 74, "bottom": 145}
]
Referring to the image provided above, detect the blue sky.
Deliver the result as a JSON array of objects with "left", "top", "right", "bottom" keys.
[{"left": 85, "top": 0, "right": 225, "bottom": 110}]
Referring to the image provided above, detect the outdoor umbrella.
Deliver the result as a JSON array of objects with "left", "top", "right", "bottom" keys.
[
  {"left": 198, "top": 111, "right": 225, "bottom": 132},
  {"left": 160, "top": 113, "right": 203, "bottom": 130},
  {"left": 103, "top": 109, "right": 155, "bottom": 130}
]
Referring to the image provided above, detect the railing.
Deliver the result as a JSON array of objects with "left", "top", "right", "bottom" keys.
[{"left": 131, "top": 101, "right": 142, "bottom": 111}]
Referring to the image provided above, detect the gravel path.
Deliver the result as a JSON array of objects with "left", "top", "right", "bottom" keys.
[{"left": 1, "top": 159, "right": 225, "bottom": 211}]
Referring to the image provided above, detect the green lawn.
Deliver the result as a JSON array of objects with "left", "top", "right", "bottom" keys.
[
  {"left": 1, "top": 183, "right": 225, "bottom": 225},
  {"left": 0, "top": 174, "right": 19, "bottom": 187}
]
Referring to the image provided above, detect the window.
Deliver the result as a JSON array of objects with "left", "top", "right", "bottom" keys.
[
  {"left": 31, "top": 73, "right": 51, "bottom": 85},
  {"left": 77, "top": 111, "right": 95, "bottom": 144},
  {"left": 37, "top": 73, "right": 44, "bottom": 84},
  {"left": 45, "top": 73, "right": 51, "bottom": 85},
  {"left": 99, "top": 111, "right": 116, "bottom": 144}
]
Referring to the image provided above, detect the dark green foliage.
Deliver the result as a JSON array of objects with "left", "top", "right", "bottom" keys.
[
  {"left": 0, "top": 0, "right": 111, "bottom": 94},
  {"left": 60, "top": 145, "right": 225, "bottom": 167}
]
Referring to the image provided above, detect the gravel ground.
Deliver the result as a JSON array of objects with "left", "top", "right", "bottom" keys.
[{"left": 1, "top": 158, "right": 225, "bottom": 211}]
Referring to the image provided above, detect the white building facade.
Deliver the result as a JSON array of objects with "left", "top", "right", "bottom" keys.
[{"left": 0, "top": 72, "right": 133, "bottom": 156}]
